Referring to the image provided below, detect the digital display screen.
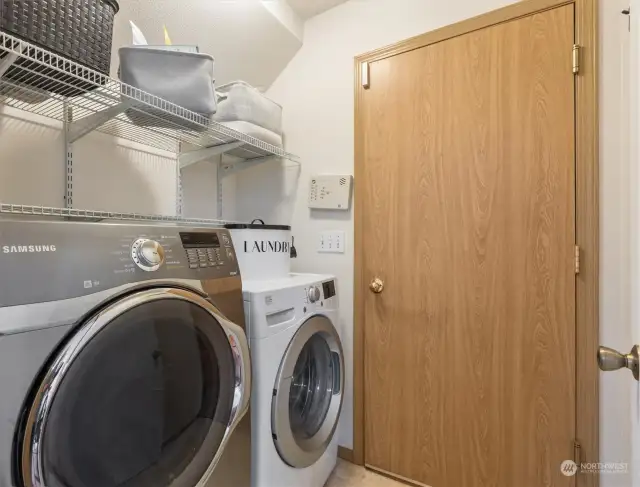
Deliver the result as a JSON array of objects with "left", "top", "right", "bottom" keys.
[
  {"left": 180, "top": 232, "right": 220, "bottom": 248},
  {"left": 322, "top": 280, "right": 336, "bottom": 299}
]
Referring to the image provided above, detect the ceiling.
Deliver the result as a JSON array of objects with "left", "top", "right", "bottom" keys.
[{"left": 286, "top": 0, "right": 349, "bottom": 20}]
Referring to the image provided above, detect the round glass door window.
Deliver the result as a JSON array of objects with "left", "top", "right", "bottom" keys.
[
  {"left": 272, "top": 316, "right": 344, "bottom": 469},
  {"left": 289, "top": 333, "right": 335, "bottom": 441},
  {"left": 21, "top": 291, "right": 237, "bottom": 487}
]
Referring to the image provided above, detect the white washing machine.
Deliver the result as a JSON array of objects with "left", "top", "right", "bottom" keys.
[{"left": 243, "top": 274, "right": 344, "bottom": 487}]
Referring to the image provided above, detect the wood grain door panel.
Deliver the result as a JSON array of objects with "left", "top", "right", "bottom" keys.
[{"left": 362, "top": 6, "right": 576, "bottom": 486}]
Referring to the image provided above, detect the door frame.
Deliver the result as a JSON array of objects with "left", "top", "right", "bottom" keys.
[{"left": 352, "top": 1, "right": 599, "bottom": 485}]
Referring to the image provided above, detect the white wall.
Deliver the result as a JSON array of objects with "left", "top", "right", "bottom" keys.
[
  {"left": 600, "top": 2, "right": 634, "bottom": 486},
  {"left": 628, "top": 0, "right": 640, "bottom": 485},
  {"left": 0, "top": 104, "right": 225, "bottom": 219},
  {"left": 237, "top": 0, "right": 637, "bottom": 470}
]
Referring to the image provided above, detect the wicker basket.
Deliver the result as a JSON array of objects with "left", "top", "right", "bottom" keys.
[{"left": 0, "top": 0, "right": 120, "bottom": 97}]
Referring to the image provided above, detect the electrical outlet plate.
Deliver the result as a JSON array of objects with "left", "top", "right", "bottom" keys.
[
  {"left": 308, "top": 175, "right": 353, "bottom": 210},
  {"left": 318, "top": 231, "right": 346, "bottom": 253}
]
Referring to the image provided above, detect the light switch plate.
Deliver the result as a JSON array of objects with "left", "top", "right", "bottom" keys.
[{"left": 318, "top": 231, "right": 346, "bottom": 253}]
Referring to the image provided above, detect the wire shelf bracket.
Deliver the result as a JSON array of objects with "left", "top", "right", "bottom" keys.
[
  {"left": 220, "top": 156, "right": 279, "bottom": 178},
  {"left": 0, "top": 52, "right": 18, "bottom": 78},
  {"left": 179, "top": 141, "right": 245, "bottom": 169},
  {"left": 67, "top": 100, "right": 132, "bottom": 143}
]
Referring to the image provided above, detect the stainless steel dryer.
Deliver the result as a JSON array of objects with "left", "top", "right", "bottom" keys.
[{"left": 0, "top": 220, "right": 251, "bottom": 487}]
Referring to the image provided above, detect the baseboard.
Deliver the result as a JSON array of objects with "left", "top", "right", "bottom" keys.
[
  {"left": 365, "top": 464, "right": 429, "bottom": 487},
  {"left": 337, "top": 446, "right": 354, "bottom": 463}
]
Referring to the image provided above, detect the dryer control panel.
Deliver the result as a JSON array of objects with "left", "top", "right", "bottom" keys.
[
  {"left": 180, "top": 231, "right": 235, "bottom": 270},
  {"left": 0, "top": 220, "right": 239, "bottom": 307}
]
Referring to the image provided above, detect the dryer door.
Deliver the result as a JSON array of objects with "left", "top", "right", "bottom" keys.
[
  {"left": 19, "top": 287, "right": 250, "bottom": 487},
  {"left": 271, "top": 315, "right": 344, "bottom": 468}
]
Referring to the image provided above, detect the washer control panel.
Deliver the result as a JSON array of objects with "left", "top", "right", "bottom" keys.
[{"left": 303, "top": 280, "right": 337, "bottom": 306}]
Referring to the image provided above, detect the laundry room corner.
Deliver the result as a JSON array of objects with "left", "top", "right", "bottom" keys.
[{"left": 2, "top": 0, "right": 638, "bottom": 485}]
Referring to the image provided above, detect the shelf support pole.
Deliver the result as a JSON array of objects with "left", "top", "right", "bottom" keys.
[
  {"left": 217, "top": 159, "right": 224, "bottom": 220},
  {"left": 64, "top": 102, "right": 74, "bottom": 209},
  {"left": 176, "top": 143, "right": 183, "bottom": 217},
  {"left": 67, "top": 101, "right": 132, "bottom": 143},
  {"left": 179, "top": 142, "right": 245, "bottom": 169}
]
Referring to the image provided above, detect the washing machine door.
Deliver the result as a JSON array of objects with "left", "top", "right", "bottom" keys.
[
  {"left": 19, "top": 287, "right": 250, "bottom": 487},
  {"left": 271, "top": 315, "right": 344, "bottom": 468}
]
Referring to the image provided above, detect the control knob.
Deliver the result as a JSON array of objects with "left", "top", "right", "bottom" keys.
[
  {"left": 308, "top": 286, "right": 321, "bottom": 303},
  {"left": 131, "top": 239, "right": 165, "bottom": 272}
]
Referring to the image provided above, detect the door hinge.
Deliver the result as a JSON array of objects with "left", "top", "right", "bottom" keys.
[
  {"left": 622, "top": 7, "right": 631, "bottom": 32},
  {"left": 572, "top": 44, "right": 581, "bottom": 74},
  {"left": 574, "top": 439, "right": 582, "bottom": 470},
  {"left": 362, "top": 62, "right": 370, "bottom": 89},
  {"left": 575, "top": 245, "right": 581, "bottom": 274}
]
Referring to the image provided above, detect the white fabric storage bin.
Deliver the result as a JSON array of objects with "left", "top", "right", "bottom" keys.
[
  {"left": 119, "top": 47, "right": 217, "bottom": 129},
  {"left": 214, "top": 81, "right": 282, "bottom": 135},
  {"left": 225, "top": 221, "right": 292, "bottom": 280}
]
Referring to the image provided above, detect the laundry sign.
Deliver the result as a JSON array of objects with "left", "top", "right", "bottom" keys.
[{"left": 243, "top": 240, "right": 290, "bottom": 253}]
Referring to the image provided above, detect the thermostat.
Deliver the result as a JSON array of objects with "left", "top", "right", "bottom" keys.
[{"left": 308, "top": 175, "right": 353, "bottom": 210}]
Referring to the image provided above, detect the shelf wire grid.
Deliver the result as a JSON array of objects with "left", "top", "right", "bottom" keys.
[
  {"left": 0, "top": 203, "right": 242, "bottom": 226},
  {"left": 0, "top": 31, "right": 300, "bottom": 161}
]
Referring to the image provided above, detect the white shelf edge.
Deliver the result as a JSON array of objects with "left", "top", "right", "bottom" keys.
[{"left": 0, "top": 203, "right": 239, "bottom": 227}]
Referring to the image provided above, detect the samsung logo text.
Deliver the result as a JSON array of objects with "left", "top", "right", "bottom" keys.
[{"left": 2, "top": 245, "right": 57, "bottom": 254}]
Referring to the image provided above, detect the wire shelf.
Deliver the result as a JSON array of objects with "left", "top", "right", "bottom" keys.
[
  {"left": 0, "top": 203, "right": 241, "bottom": 226},
  {"left": 0, "top": 30, "right": 300, "bottom": 161}
]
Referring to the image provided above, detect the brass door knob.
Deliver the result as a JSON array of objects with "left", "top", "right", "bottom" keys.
[
  {"left": 370, "top": 278, "right": 384, "bottom": 294},
  {"left": 598, "top": 345, "right": 639, "bottom": 381}
]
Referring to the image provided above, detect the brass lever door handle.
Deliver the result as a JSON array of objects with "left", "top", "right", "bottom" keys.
[{"left": 370, "top": 278, "right": 384, "bottom": 294}]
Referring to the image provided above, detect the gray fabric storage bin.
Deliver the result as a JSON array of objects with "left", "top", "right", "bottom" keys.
[
  {"left": 214, "top": 81, "right": 282, "bottom": 135},
  {"left": 119, "top": 47, "right": 217, "bottom": 129}
]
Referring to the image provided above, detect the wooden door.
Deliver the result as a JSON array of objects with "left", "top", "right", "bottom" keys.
[{"left": 361, "top": 5, "right": 576, "bottom": 486}]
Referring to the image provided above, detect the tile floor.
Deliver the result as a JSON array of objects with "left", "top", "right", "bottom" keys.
[{"left": 325, "top": 460, "right": 407, "bottom": 487}]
